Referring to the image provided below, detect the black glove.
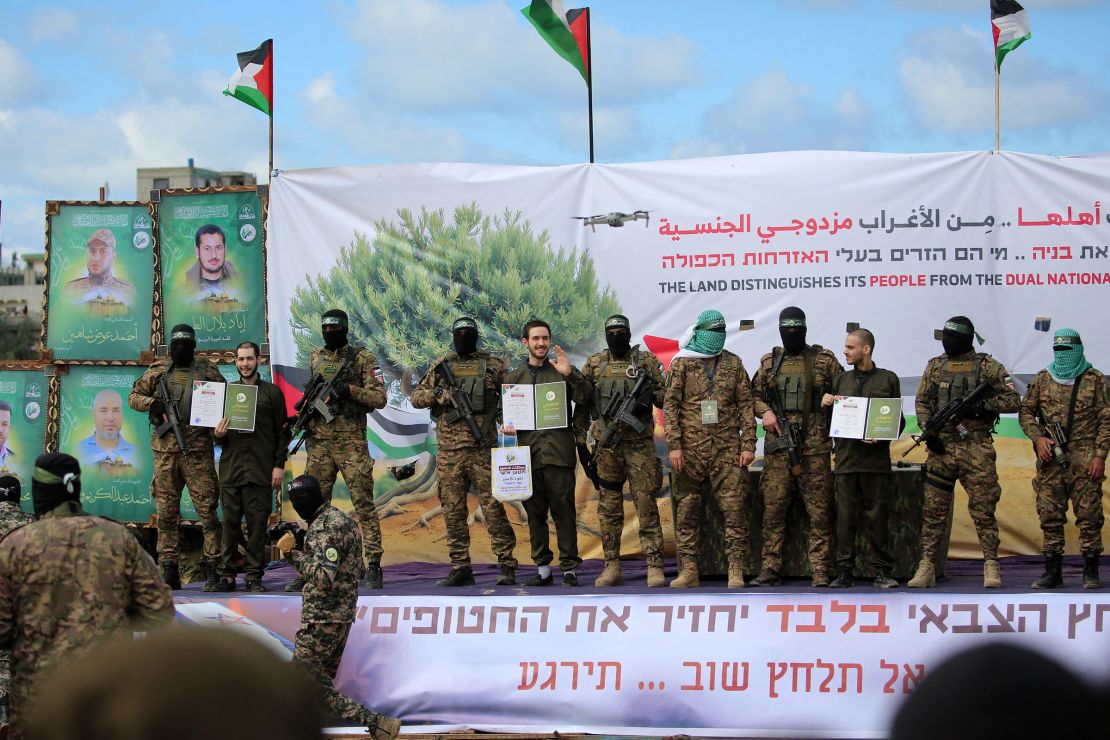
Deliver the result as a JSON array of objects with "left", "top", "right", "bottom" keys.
[
  {"left": 576, "top": 443, "right": 599, "bottom": 487},
  {"left": 329, "top": 383, "right": 353, "bottom": 403},
  {"left": 148, "top": 399, "right": 167, "bottom": 425},
  {"left": 924, "top": 435, "right": 946, "bottom": 455},
  {"left": 960, "top": 400, "right": 987, "bottom": 420}
]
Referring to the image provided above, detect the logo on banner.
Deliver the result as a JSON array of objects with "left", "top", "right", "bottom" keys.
[
  {"left": 240, "top": 223, "right": 257, "bottom": 243},
  {"left": 238, "top": 204, "right": 256, "bottom": 220},
  {"left": 24, "top": 383, "right": 41, "bottom": 398},
  {"left": 133, "top": 215, "right": 150, "bottom": 230},
  {"left": 24, "top": 402, "right": 40, "bottom": 421},
  {"left": 133, "top": 231, "right": 151, "bottom": 250}
]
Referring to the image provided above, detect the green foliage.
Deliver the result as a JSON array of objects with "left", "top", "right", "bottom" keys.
[
  {"left": 0, "top": 319, "right": 40, "bottom": 360},
  {"left": 289, "top": 204, "right": 620, "bottom": 376}
]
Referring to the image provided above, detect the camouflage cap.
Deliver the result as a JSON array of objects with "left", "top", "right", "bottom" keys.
[
  {"left": 87, "top": 228, "right": 116, "bottom": 250},
  {"left": 604, "top": 314, "right": 631, "bottom": 331},
  {"left": 452, "top": 316, "right": 478, "bottom": 332}
]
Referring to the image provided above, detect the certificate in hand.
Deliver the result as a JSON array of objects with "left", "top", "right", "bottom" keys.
[
  {"left": 830, "top": 397, "right": 903, "bottom": 441},
  {"left": 189, "top": 381, "right": 226, "bottom": 428}
]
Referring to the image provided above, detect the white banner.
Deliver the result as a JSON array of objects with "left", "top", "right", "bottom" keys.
[
  {"left": 267, "top": 151, "right": 1110, "bottom": 556},
  {"left": 226, "top": 592, "right": 1110, "bottom": 738}
]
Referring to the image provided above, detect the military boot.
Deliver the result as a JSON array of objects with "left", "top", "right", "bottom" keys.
[
  {"left": 284, "top": 577, "right": 305, "bottom": 592},
  {"left": 811, "top": 570, "right": 831, "bottom": 588},
  {"left": 751, "top": 570, "right": 781, "bottom": 587},
  {"left": 161, "top": 560, "right": 181, "bottom": 590},
  {"left": 669, "top": 562, "right": 699, "bottom": 588},
  {"left": 244, "top": 577, "right": 266, "bottom": 593},
  {"left": 830, "top": 571, "right": 854, "bottom": 589},
  {"left": 594, "top": 560, "right": 623, "bottom": 587},
  {"left": 496, "top": 564, "right": 516, "bottom": 586},
  {"left": 907, "top": 560, "right": 935, "bottom": 588},
  {"left": 727, "top": 563, "right": 746, "bottom": 588},
  {"left": 214, "top": 576, "right": 237, "bottom": 592},
  {"left": 364, "top": 563, "right": 384, "bottom": 590},
  {"left": 201, "top": 560, "right": 221, "bottom": 592},
  {"left": 983, "top": 559, "right": 1002, "bottom": 588},
  {"left": 646, "top": 564, "right": 666, "bottom": 588},
  {"left": 1031, "top": 554, "right": 1063, "bottom": 589},
  {"left": 366, "top": 713, "right": 401, "bottom": 740},
  {"left": 436, "top": 566, "right": 475, "bottom": 587},
  {"left": 1083, "top": 552, "right": 1100, "bottom": 589}
]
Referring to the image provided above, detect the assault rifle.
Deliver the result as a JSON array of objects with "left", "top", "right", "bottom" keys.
[
  {"left": 435, "top": 361, "right": 484, "bottom": 445},
  {"left": 763, "top": 386, "right": 803, "bottom": 477},
  {"left": 589, "top": 373, "right": 653, "bottom": 481},
  {"left": 154, "top": 373, "right": 188, "bottom": 457},
  {"left": 902, "top": 380, "right": 992, "bottom": 457},
  {"left": 267, "top": 520, "right": 306, "bottom": 551},
  {"left": 288, "top": 351, "right": 358, "bottom": 455},
  {"left": 1036, "top": 411, "right": 1069, "bottom": 470}
]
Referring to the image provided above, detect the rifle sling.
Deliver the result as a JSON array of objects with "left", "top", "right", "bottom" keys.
[{"left": 1065, "top": 369, "right": 1089, "bottom": 444}]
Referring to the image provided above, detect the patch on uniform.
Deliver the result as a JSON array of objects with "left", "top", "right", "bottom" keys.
[
  {"left": 452, "top": 363, "right": 481, "bottom": 377},
  {"left": 321, "top": 363, "right": 338, "bottom": 374},
  {"left": 780, "top": 358, "right": 804, "bottom": 371},
  {"left": 374, "top": 367, "right": 384, "bottom": 382},
  {"left": 946, "top": 360, "right": 973, "bottom": 371},
  {"left": 325, "top": 547, "right": 339, "bottom": 562},
  {"left": 1004, "top": 375, "right": 1016, "bottom": 390}
]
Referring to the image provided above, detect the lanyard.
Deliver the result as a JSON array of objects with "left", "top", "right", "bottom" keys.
[{"left": 702, "top": 357, "right": 720, "bottom": 398}]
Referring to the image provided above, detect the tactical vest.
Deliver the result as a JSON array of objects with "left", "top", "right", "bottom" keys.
[
  {"left": 773, "top": 346, "right": 824, "bottom": 413},
  {"left": 444, "top": 353, "right": 488, "bottom": 413},
  {"left": 166, "top": 364, "right": 198, "bottom": 420},
  {"left": 595, "top": 348, "right": 642, "bottom": 419},
  {"left": 935, "top": 353, "right": 983, "bottom": 409},
  {"left": 313, "top": 346, "right": 361, "bottom": 417}
]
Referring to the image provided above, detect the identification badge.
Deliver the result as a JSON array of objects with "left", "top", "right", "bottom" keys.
[{"left": 700, "top": 399, "right": 719, "bottom": 424}]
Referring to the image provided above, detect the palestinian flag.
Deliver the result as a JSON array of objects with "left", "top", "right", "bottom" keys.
[
  {"left": 223, "top": 39, "right": 273, "bottom": 115},
  {"left": 991, "top": 1, "right": 1031, "bottom": 69},
  {"left": 521, "top": 1, "right": 590, "bottom": 83}
]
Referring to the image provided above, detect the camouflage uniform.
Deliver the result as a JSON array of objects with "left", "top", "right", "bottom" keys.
[
  {"left": 1019, "top": 369, "right": 1110, "bottom": 555},
  {"left": 575, "top": 347, "right": 666, "bottom": 566},
  {"left": 305, "top": 345, "right": 387, "bottom": 569},
  {"left": 411, "top": 351, "right": 516, "bottom": 568},
  {"left": 128, "top": 357, "right": 225, "bottom": 563},
  {"left": 0, "top": 501, "right": 175, "bottom": 736},
  {"left": 664, "top": 350, "right": 758, "bottom": 568},
  {"left": 0, "top": 502, "right": 32, "bottom": 710},
  {"left": 288, "top": 504, "right": 389, "bottom": 726},
  {"left": 752, "top": 345, "right": 844, "bottom": 579},
  {"left": 915, "top": 351, "right": 1021, "bottom": 562},
  {"left": 63, "top": 274, "right": 135, "bottom": 303}
]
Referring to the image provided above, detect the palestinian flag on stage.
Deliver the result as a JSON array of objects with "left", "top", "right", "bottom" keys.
[
  {"left": 991, "top": 1, "right": 1031, "bottom": 69},
  {"left": 224, "top": 39, "right": 273, "bottom": 115},
  {"left": 521, "top": 1, "right": 590, "bottom": 83}
]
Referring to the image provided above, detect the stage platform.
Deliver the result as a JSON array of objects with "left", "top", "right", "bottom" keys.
[{"left": 172, "top": 556, "right": 1110, "bottom": 739}]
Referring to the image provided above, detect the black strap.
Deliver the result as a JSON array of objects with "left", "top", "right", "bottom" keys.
[
  {"left": 1065, "top": 369, "right": 1089, "bottom": 442},
  {"left": 702, "top": 356, "right": 720, "bottom": 397}
]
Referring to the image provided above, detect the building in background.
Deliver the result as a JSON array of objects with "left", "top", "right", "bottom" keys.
[
  {"left": 0, "top": 253, "right": 46, "bottom": 358},
  {"left": 137, "top": 159, "right": 256, "bottom": 200}
]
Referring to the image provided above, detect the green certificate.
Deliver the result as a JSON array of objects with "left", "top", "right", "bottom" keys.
[
  {"left": 224, "top": 383, "right": 258, "bottom": 432},
  {"left": 534, "top": 381, "right": 568, "bottom": 430},
  {"left": 863, "top": 398, "right": 902, "bottom": 441}
]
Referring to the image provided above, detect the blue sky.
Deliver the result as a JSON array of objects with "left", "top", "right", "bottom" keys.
[{"left": 1, "top": 0, "right": 1107, "bottom": 256}]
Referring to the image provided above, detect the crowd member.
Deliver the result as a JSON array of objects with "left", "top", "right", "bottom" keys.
[
  {"left": 663, "top": 310, "right": 757, "bottom": 589},
  {"left": 0, "top": 476, "right": 32, "bottom": 726},
  {"left": 25, "top": 629, "right": 324, "bottom": 740},
  {"left": 0, "top": 453, "right": 175, "bottom": 738},
  {"left": 752, "top": 307, "right": 843, "bottom": 587},
  {"left": 908, "top": 316, "right": 1020, "bottom": 588},
  {"left": 1019, "top": 328, "right": 1109, "bottom": 589},
  {"left": 823, "top": 328, "right": 901, "bottom": 588},
  {"left": 277, "top": 475, "right": 401, "bottom": 739},
  {"left": 411, "top": 316, "right": 517, "bottom": 586},
  {"left": 128, "top": 323, "right": 225, "bottom": 590},
  {"left": 503, "top": 319, "right": 592, "bottom": 586},
  {"left": 213, "top": 341, "right": 290, "bottom": 592},
  {"left": 574, "top": 314, "right": 667, "bottom": 587},
  {"left": 291, "top": 308, "right": 387, "bottom": 591}
]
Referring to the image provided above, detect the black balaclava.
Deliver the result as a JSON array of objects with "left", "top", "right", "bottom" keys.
[
  {"left": 604, "top": 314, "right": 632, "bottom": 357},
  {"left": 169, "top": 324, "right": 196, "bottom": 367},
  {"left": 779, "top": 306, "right": 807, "bottom": 355},
  {"left": 0, "top": 475, "right": 20, "bottom": 505},
  {"left": 31, "top": 452, "right": 81, "bottom": 518},
  {"left": 941, "top": 315, "right": 975, "bottom": 356},
  {"left": 452, "top": 316, "right": 479, "bottom": 357},
  {"left": 288, "top": 474, "right": 325, "bottom": 522},
  {"left": 321, "top": 309, "right": 349, "bottom": 351}
]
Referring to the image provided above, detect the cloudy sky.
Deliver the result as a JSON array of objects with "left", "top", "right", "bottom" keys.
[{"left": 1, "top": 0, "right": 1107, "bottom": 256}]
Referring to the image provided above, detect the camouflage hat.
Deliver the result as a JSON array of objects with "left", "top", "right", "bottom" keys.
[
  {"left": 604, "top": 314, "right": 631, "bottom": 331},
  {"left": 86, "top": 228, "right": 116, "bottom": 250},
  {"left": 452, "top": 316, "right": 478, "bottom": 332}
]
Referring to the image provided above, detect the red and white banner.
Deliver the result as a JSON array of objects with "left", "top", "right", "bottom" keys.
[{"left": 210, "top": 591, "right": 1110, "bottom": 737}]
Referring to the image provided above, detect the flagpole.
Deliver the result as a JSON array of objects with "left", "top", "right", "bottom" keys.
[
  {"left": 999, "top": 56, "right": 1007, "bottom": 153},
  {"left": 269, "top": 40, "right": 274, "bottom": 182},
  {"left": 586, "top": 8, "right": 594, "bottom": 164}
]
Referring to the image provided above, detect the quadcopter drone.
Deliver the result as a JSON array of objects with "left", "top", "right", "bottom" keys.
[{"left": 573, "top": 210, "right": 651, "bottom": 232}]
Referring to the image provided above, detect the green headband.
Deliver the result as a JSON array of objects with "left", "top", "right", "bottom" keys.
[
  {"left": 943, "top": 320, "right": 972, "bottom": 335},
  {"left": 321, "top": 316, "right": 348, "bottom": 328},
  {"left": 33, "top": 467, "right": 78, "bottom": 488},
  {"left": 1053, "top": 334, "right": 1082, "bottom": 347},
  {"left": 452, "top": 317, "right": 478, "bottom": 332},
  {"left": 779, "top": 318, "right": 805, "bottom": 328},
  {"left": 604, "top": 315, "right": 630, "bottom": 330},
  {"left": 696, "top": 317, "right": 727, "bottom": 332},
  {"left": 170, "top": 330, "right": 194, "bottom": 342}
]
